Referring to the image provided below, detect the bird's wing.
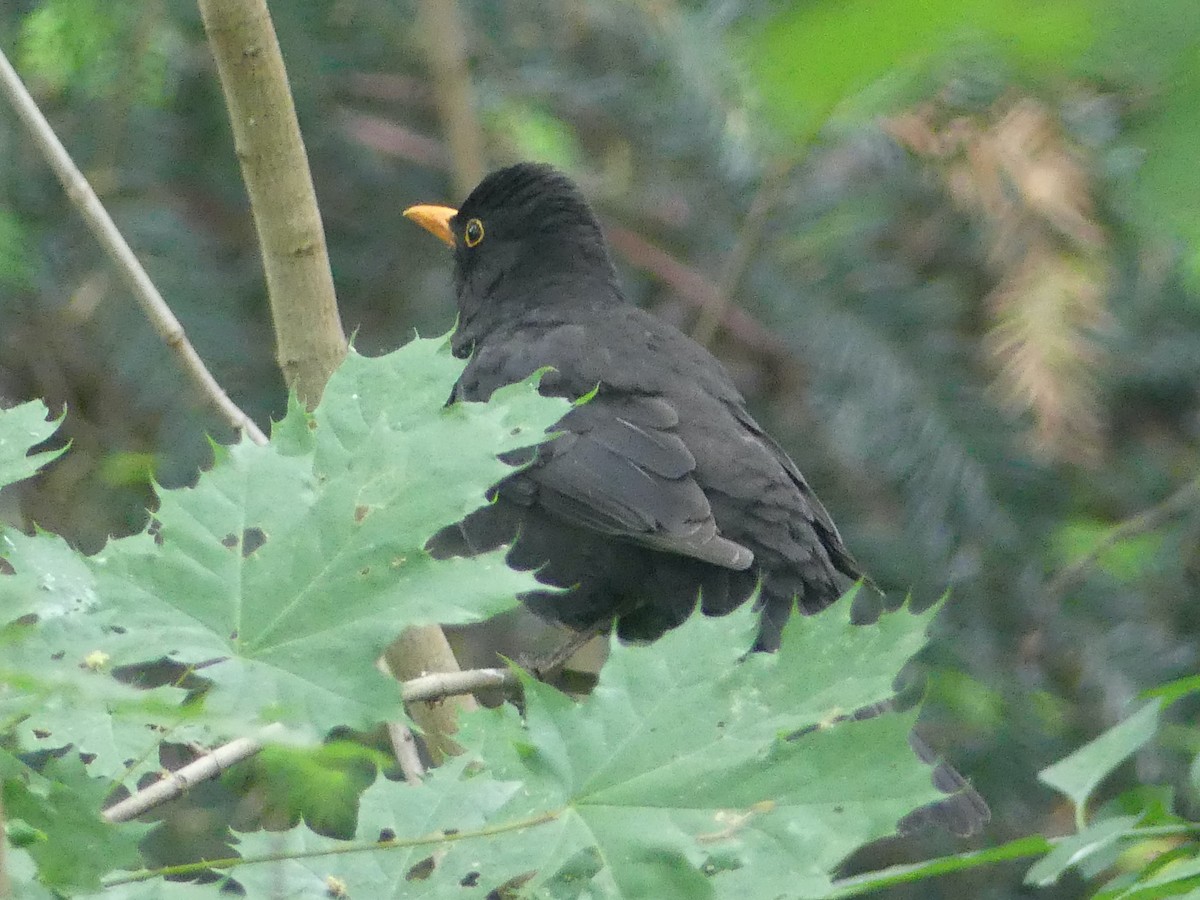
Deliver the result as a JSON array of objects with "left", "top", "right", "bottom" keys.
[
  {"left": 725, "top": 402, "right": 861, "bottom": 580},
  {"left": 500, "top": 392, "right": 755, "bottom": 571}
]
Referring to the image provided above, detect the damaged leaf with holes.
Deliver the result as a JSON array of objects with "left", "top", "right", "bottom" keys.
[
  {"left": 74, "top": 334, "right": 570, "bottom": 735},
  {"left": 1, "top": 500, "right": 188, "bottom": 784},
  {"left": 221, "top": 597, "right": 946, "bottom": 899}
]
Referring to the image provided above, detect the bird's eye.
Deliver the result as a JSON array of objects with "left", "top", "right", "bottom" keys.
[{"left": 463, "top": 218, "right": 485, "bottom": 247}]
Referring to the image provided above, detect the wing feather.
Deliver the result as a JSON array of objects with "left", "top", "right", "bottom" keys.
[{"left": 502, "top": 393, "right": 754, "bottom": 570}]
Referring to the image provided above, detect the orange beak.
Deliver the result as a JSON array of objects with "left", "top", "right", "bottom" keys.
[{"left": 403, "top": 204, "right": 458, "bottom": 247}]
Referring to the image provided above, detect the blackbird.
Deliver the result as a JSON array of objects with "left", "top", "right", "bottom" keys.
[
  {"left": 406, "top": 163, "right": 857, "bottom": 650},
  {"left": 406, "top": 162, "right": 988, "bottom": 834}
]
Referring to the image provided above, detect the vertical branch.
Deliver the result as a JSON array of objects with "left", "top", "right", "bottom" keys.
[
  {"left": 404, "top": 0, "right": 487, "bottom": 758},
  {"left": 197, "top": 0, "right": 347, "bottom": 408},
  {"left": 383, "top": 625, "right": 478, "bottom": 766},
  {"left": 416, "top": 0, "right": 486, "bottom": 197},
  {"left": 198, "top": 1, "right": 469, "bottom": 763}
]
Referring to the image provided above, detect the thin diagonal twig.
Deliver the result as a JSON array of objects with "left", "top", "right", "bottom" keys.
[
  {"left": 691, "top": 160, "right": 794, "bottom": 347},
  {"left": 101, "top": 666, "right": 516, "bottom": 822},
  {"left": 0, "top": 46, "right": 267, "bottom": 446},
  {"left": 103, "top": 725, "right": 285, "bottom": 823},
  {"left": 1047, "top": 473, "right": 1200, "bottom": 596}
]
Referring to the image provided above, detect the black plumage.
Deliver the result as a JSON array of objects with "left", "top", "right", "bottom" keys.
[
  {"left": 413, "top": 163, "right": 857, "bottom": 651},
  {"left": 406, "top": 163, "right": 988, "bottom": 834}
]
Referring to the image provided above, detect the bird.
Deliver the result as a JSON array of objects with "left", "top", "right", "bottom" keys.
[
  {"left": 405, "top": 162, "right": 988, "bottom": 834},
  {"left": 405, "top": 163, "right": 859, "bottom": 651}
]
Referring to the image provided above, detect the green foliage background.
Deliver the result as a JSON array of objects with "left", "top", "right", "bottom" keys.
[{"left": 2, "top": 0, "right": 1199, "bottom": 897}]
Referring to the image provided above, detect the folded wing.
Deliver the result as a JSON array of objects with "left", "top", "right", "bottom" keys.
[{"left": 502, "top": 392, "right": 755, "bottom": 571}]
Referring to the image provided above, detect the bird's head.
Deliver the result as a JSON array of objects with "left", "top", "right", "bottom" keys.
[{"left": 405, "top": 163, "right": 618, "bottom": 349}]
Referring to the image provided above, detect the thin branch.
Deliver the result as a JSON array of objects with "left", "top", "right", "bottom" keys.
[
  {"left": 400, "top": 666, "right": 513, "bottom": 702},
  {"left": 415, "top": 0, "right": 487, "bottom": 197},
  {"left": 386, "top": 722, "right": 426, "bottom": 785},
  {"left": 604, "top": 224, "right": 794, "bottom": 370},
  {"left": 691, "top": 161, "right": 792, "bottom": 347},
  {"left": 100, "top": 667, "right": 513, "bottom": 823},
  {"left": 340, "top": 108, "right": 447, "bottom": 169},
  {"left": 1046, "top": 474, "right": 1200, "bottom": 597},
  {"left": 102, "top": 724, "right": 286, "bottom": 823},
  {"left": 0, "top": 46, "right": 268, "bottom": 446}
]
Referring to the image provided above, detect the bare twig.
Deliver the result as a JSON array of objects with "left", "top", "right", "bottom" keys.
[
  {"left": 198, "top": 0, "right": 348, "bottom": 408},
  {"left": 401, "top": 666, "right": 513, "bottom": 702},
  {"left": 100, "top": 665, "right": 515, "bottom": 823},
  {"left": 691, "top": 161, "right": 792, "bottom": 347},
  {"left": 604, "top": 224, "right": 793, "bottom": 369},
  {"left": 0, "top": 46, "right": 268, "bottom": 446},
  {"left": 415, "top": 0, "right": 486, "bottom": 197},
  {"left": 102, "top": 724, "right": 286, "bottom": 823},
  {"left": 386, "top": 722, "right": 426, "bottom": 785},
  {"left": 1047, "top": 474, "right": 1200, "bottom": 596}
]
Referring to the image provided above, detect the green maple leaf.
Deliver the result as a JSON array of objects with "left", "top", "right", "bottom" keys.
[
  {"left": 84, "top": 335, "right": 569, "bottom": 734},
  {"left": 229, "top": 756, "right": 521, "bottom": 898},
  {"left": 0, "top": 399, "right": 63, "bottom": 489},
  {"left": 1, "top": 750, "right": 150, "bottom": 893},
  {"left": 216, "top": 599, "right": 947, "bottom": 899},
  {"left": 1, "top": 529, "right": 187, "bottom": 782}
]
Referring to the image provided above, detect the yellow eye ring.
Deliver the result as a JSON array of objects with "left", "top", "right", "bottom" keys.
[{"left": 464, "top": 218, "right": 485, "bottom": 247}]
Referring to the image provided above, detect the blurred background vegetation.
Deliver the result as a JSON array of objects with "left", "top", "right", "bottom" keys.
[{"left": 1, "top": 0, "right": 1198, "bottom": 896}]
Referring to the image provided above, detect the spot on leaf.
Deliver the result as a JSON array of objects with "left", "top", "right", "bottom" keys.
[
  {"left": 242, "top": 527, "right": 267, "bottom": 557},
  {"left": 486, "top": 871, "right": 535, "bottom": 899},
  {"left": 700, "top": 851, "right": 743, "bottom": 876},
  {"left": 405, "top": 856, "right": 435, "bottom": 881}
]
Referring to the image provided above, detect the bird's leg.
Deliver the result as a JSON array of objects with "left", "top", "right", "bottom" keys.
[{"left": 524, "top": 619, "right": 611, "bottom": 683}]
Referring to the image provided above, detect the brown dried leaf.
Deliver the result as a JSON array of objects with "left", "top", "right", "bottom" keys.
[
  {"left": 985, "top": 249, "right": 1110, "bottom": 463},
  {"left": 886, "top": 96, "right": 1112, "bottom": 463}
]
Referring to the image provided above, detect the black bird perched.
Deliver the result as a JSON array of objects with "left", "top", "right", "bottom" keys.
[
  {"left": 406, "top": 163, "right": 858, "bottom": 652},
  {"left": 406, "top": 163, "right": 988, "bottom": 834}
]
